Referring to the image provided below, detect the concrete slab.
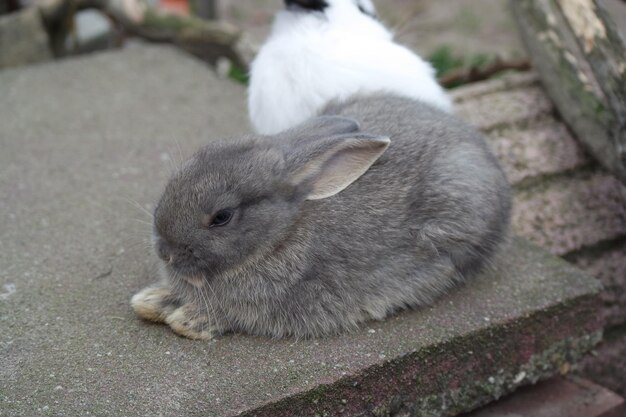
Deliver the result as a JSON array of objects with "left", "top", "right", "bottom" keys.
[{"left": 0, "top": 44, "right": 602, "bottom": 416}]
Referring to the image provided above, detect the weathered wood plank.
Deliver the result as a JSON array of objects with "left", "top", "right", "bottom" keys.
[{"left": 510, "top": 0, "right": 626, "bottom": 183}]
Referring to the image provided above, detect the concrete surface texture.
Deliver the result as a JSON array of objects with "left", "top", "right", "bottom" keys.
[
  {"left": 462, "top": 376, "right": 625, "bottom": 417},
  {"left": 579, "top": 330, "right": 626, "bottom": 400},
  {"left": 0, "top": 44, "right": 603, "bottom": 416}
]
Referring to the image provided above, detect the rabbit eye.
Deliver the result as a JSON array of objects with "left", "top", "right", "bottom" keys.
[{"left": 210, "top": 209, "right": 234, "bottom": 227}]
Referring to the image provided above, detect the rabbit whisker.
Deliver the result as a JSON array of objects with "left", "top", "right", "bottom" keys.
[
  {"left": 195, "top": 284, "right": 219, "bottom": 334},
  {"left": 123, "top": 197, "right": 154, "bottom": 220},
  {"left": 204, "top": 278, "right": 237, "bottom": 334},
  {"left": 173, "top": 136, "right": 185, "bottom": 170}
]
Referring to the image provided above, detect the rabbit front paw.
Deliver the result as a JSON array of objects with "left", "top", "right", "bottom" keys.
[
  {"left": 131, "top": 285, "right": 181, "bottom": 323},
  {"left": 165, "top": 304, "right": 216, "bottom": 340}
]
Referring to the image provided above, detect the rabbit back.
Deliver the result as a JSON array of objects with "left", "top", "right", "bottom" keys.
[
  {"left": 153, "top": 95, "right": 510, "bottom": 338},
  {"left": 285, "top": 95, "right": 511, "bottom": 310},
  {"left": 222, "top": 95, "right": 511, "bottom": 337}
]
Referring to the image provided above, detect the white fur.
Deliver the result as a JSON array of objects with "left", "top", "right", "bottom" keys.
[{"left": 248, "top": 0, "right": 453, "bottom": 135}]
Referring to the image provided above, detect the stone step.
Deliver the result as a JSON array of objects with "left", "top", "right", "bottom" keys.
[
  {"left": 456, "top": 73, "right": 626, "bottom": 330},
  {"left": 463, "top": 377, "right": 626, "bottom": 417},
  {"left": 579, "top": 331, "right": 626, "bottom": 401},
  {"left": 0, "top": 44, "right": 603, "bottom": 416},
  {"left": 569, "top": 242, "right": 626, "bottom": 328},
  {"left": 512, "top": 172, "right": 626, "bottom": 256}
]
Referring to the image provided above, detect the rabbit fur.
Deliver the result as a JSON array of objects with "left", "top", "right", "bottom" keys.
[
  {"left": 248, "top": 0, "right": 453, "bottom": 135},
  {"left": 131, "top": 95, "right": 511, "bottom": 340}
]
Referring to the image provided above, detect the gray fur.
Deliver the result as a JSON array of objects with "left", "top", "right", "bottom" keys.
[{"left": 145, "top": 95, "right": 512, "bottom": 338}]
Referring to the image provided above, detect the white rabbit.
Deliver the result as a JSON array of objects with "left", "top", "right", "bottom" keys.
[{"left": 248, "top": 0, "right": 453, "bottom": 135}]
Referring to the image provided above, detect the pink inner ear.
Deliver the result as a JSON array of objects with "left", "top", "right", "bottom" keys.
[{"left": 306, "top": 137, "right": 389, "bottom": 200}]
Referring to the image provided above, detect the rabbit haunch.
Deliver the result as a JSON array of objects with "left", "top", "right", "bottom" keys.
[
  {"left": 131, "top": 95, "right": 511, "bottom": 339},
  {"left": 248, "top": 0, "right": 452, "bottom": 135}
]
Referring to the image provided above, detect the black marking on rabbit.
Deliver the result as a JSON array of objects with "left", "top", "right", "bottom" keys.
[
  {"left": 131, "top": 95, "right": 512, "bottom": 340},
  {"left": 284, "top": 0, "right": 376, "bottom": 18},
  {"left": 285, "top": 0, "right": 329, "bottom": 12}
]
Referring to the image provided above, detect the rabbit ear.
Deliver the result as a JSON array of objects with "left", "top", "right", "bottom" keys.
[
  {"left": 279, "top": 116, "right": 360, "bottom": 146},
  {"left": 287, "top": 134, "right": 390, "bottom": 200},
  {"left": 296, "top": 116, "right": 360, "bottom": 137}
]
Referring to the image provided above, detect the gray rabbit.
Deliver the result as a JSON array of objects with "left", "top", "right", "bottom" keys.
[{"left": 131, "top": 95, "right": 511, "bottom": 339}]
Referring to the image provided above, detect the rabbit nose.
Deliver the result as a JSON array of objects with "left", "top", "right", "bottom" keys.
[{"left": 175, "top": 244, "right": 197, "bottom": 260}]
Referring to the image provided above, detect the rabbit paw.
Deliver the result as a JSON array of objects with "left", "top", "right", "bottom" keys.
[
  {"left": 131, "top": 286, "right": 181, "bottom": 323},
  {"left": 165, "top": 304, "right": 215, "bottom": 340}
]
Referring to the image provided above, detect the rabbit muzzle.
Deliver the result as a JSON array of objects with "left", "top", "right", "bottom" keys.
[{"left": 156, "top": 238, "right": 207, "bottom": 278}]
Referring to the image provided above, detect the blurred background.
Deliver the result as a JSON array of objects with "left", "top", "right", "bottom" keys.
[
  {"left": 219, "top": 0, "right": 527, "bottom": 71},
  {"left": 2, "top": 0, "right": 623, "bottom": 88},
  {"left": 0, "top": 0, "right": 531, "bottom": 86}
]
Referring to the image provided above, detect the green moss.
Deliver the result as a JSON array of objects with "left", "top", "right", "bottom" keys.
[
  {"left": 429, "top": 46, "right": 464, "bottom": 78},
  {"left": 228, "top": 63, "right": 249, "bottom": 85},
  {"left": 428, "top": 46, "right": 496, "bottom": 87}
]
